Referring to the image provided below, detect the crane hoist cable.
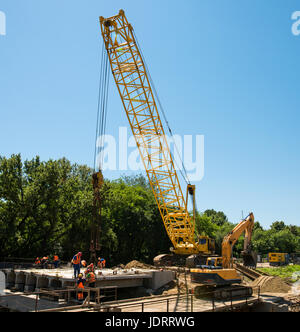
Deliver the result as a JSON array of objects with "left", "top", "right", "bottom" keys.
[
  {"left": 93, "top": 41, "right": 110, "bottom": 172},
  {"left": 90, "top": 41, "right": 110, "bottom": 263}
]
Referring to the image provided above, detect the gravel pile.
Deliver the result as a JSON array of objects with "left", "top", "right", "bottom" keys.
[{"left": 124, "top": 260, "right": 156, "bottom": 270}]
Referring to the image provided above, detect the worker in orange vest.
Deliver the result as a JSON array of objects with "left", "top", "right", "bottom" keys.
[
  {"left": 53, "top": 255, "right": 59, "bottom": 268},
  {"left": 87, "top": 263, "right": 95, "bottom": 273},
  {"left": 86, "top": 271, "right": 96, "bottom": 288},
  {"left": 72, "top": 252, "right": 82, "bottom": 278},
  {"left": 98, "top": 257, "right": 106, "bottom": 269},
  {"left": 76, "top": 273, "right": 86, "bottom": 301},
  {"left": 41, "top": 256, "right": 49, "bottom": 269},
  {"left": 35, "top": 257, "right": 41, "bottom": 266}
]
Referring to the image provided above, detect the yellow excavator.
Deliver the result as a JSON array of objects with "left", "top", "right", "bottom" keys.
[
  {"left": 98, "top": 10, "right": 216, "bottom": 267},
  {"left": 190, "top": 213, "right": 257, "bottom": 299}
]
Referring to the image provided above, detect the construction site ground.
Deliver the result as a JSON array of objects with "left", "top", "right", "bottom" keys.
[{"left": 1, "top": 260, "right": 300, "bottom": 312}]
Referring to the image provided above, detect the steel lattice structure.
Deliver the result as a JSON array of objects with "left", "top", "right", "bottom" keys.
[{"left": 99, "top": 10, "right": 209, "bottom": 255}]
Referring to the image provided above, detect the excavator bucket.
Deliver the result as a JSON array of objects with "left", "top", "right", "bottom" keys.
[{"left": 242, "top": 250, "right": 257, "bottom": 268}]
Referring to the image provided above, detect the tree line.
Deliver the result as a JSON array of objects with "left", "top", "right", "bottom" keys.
[{"left": 0, "top": 155, "right": 299, "bottom": 266}]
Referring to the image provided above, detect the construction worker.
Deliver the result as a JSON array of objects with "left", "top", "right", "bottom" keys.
[
  {"left": 53, "top": 254, "right": 60, "bottom": 268},
  {"left": 86, "top": 270, "right": 96, "bottom": 301},
  {"left": 41, "top": 256, "right": 49, "bottom": 269},
  {"left": 76, "top": 273, "right": 86, "bottom": 302},
  {"left": 86, "top": 270, "right": 96, "bottom": 288},
  {"left": 34, "top": 257, "right": 41, "bottom": 266},
  {"left": 72, "top": 252, "right": 82, "bottom": 279},
  {"left": 87, "top": 263, "right": 95, "bottom": 273},
  {"left": 98, "top": 257, "right": 106, "bottom": 269}
]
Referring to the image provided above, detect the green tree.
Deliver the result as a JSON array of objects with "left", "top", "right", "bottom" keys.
[
  {"left": 1, "top": 154, "right": 299, "bottom": 266},
  {"left": 271, "top": 221, "right": 286, "bottom": 232},
  {"left": 195, "top": 212, "right": 218, "bottom": 238},
  {"left": 204, "top": 209, "right": 228, "bottom": 227}
]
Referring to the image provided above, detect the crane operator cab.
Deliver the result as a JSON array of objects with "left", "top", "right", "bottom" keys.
[{"left": 198, "top": 236, "right": 215, "bottom": 254}]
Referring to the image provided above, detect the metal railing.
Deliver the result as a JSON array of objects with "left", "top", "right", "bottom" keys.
[
  {"left": 0, "top": 282, "right": 261, "bottom": 312},
  {"left": 0, "top": 286, "right": 118, "bottom": 312}
]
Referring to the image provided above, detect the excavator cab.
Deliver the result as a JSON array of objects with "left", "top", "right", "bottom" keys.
[
  {"left": 207, "top": 257, "right": 223, "bottom": 268},
  {"left": 196, "top": 257, "right": 223, "bottom": 270}
]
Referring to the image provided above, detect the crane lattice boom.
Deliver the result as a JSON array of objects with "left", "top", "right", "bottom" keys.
[{"left": 99, "top": 10, "right": 207, "bottom": 255}]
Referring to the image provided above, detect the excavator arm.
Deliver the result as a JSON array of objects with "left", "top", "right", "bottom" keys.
[
  {"left": 222, "top": 212, "right": 257, "bottom": 268},
  {"left": 190, "top": 213, "right": 256, "bottom": 296}
]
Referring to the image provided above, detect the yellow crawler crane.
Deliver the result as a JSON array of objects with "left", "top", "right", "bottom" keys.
[{"left": 99, "top": 10, "right": 215, "bottom": 266}]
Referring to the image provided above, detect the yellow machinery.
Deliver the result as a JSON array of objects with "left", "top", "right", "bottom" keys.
[
  {"left": 268, "top": 253, "right": 289, "bottom": 266},
  {"left": 99, "top": 10, "right": 215, "bottom": 266},
  {"left": 190, "top": 213, "right": 256, "bottom": 298}
]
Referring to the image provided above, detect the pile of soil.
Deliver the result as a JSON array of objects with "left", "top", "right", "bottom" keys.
[
  {"left": 162, "top": 280, "right": 189, "bottom": 295},
  {"left": 251, "top": 276, "right": 291, "bottom": 294},
  {"left": 124, "top": 260, "right": 156, "bottom": 270}
]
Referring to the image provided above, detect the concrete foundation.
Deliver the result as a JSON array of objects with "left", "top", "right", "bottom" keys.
[
  {"left": 15, "top": 272, "right": 26, "bottom": 292},
  {"left": 146, "top": 270, "right": 175, "bottom": 290},
  {"left": 5, "top": 271, "right": 16, "bottom": 289},
  {"left": 24, "top": 274, "right": 36, "bottom": 292},
  {"left": 1, "top": 267, "right": 175, "bottom": 294}
]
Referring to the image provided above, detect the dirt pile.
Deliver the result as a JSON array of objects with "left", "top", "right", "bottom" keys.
[
  {"left": 251, "top": 276, "right": 291, "bottom": 293},
  {"left": 285, "top": 295, "right": 300, "bottom": 312},
  {"left": 124, "top": 260, "right": 156, "bottom": 270}
]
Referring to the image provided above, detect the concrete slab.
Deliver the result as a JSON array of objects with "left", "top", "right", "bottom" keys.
[
  {"left": 1, "top": 267, "right": 174, "bottom": 292},
  {"left": 0, "top": 292, "right": 60, "bottom": 312}
]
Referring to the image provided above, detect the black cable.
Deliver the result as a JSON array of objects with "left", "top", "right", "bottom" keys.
[
  {"left": 99, "top": 53, "right": 110, "bottom": 168},
  {"left": 94, "top": 42, "right": 105, "bottom": 171},
  {"left": 94, "top": 42, "right": 110, "bottom": 172}
]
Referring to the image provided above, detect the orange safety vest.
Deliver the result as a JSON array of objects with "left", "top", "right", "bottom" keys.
[
  {"left": 98, "top": 258, "right": 106, "bottom": 267},
  {"left": 77, "top": 280, "right": 84, "bottom": 300},
  {"left": 73, "top": 254, "right": 81, "bottom": 265},
  {"left": 54, "top": 255, "right": 59, "bottom": 261},
  {"left": 87, "top": 272, "right": 96, "bottom": 283}
]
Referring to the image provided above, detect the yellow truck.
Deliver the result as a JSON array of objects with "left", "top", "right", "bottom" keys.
[{"left": 268, "top": 253, "right": 289, "bottom": 266}]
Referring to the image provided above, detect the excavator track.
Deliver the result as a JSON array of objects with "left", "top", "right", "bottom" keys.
[{"left": 193, "top": 284, "right": 253, "bottom": 300}]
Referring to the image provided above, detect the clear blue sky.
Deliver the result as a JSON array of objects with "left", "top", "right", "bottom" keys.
[{"left": 0, "top": 0, "right": 300, "bottom": 228}]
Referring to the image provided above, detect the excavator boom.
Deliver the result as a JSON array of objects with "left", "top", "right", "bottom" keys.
[{"left": 222, "top": 212, "right": 257, "bottom": 268}]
